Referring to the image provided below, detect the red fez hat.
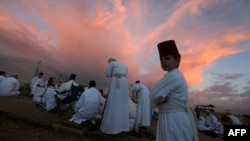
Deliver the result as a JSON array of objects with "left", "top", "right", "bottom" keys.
[{"left": 157, "top": 40, "right": 180, "bottom": 58}]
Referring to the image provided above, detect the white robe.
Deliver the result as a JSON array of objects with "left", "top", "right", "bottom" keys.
[
  {"left": 214, "top": 122, "right": 224, "bottom": 138},
  {"left": 55, "top": 80, "right": 78, "bottom": 100},
  {"left": 198, "top": 116, "right": 207, "bottom": 131},
  {"left": 204, "top": 113, "right": 218, "bottom": 131},
  {"left": 0, "top": 75, "right": 5, "bottom": 82},
  {"left": 70, "top": 87, "right": 102, "bottom": 124},
  {"left": 150, "top": 69, "right": 196, "bottom": 141},
  {"left": 30, "top": 76, "right": 44, "bottom": 96},
  {"left": 0, "top": 76, "right": 20, "bottom": 96},
  {"left": 32, "top": 87, "right": 46, "bottom": 104},
  {"left": 45, "top": 80, "right": 78, "bottom": 111},
  {"left": 32, "top": 86, "right": 57, "bottom": 107},
  {"left": 0, "top": 75, "right": 5, "bottom": 91},
  {"left": 44, "top": 87, "right": 58, "bottom": 111},
  {"left": 100, "top": 60, "right": 130, "bottom": 134},
  {"left": 131, "top": 83, "right": 151, "bottom": 131},
  {"left": 128, "top": 97, "right": 137, "bottom": 131},
  {"left": 227, "top": 114, "right": 242, "bottom": 125}
]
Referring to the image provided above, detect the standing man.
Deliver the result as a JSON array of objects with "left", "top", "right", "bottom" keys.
[
  {"left": 100, "top": 57, "right": 130, "bottom": 134},
  {"left": 131, "top": 80, "right": 151, "bottom": 132},
  {"left": 150, "top": 40, "right": 198, "bottom": 141}
]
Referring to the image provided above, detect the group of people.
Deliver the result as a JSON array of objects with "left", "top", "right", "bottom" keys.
[
  {"left": 0, "top": 71, "right": 20, "bottom": 96},
  {"left": 96, "top": 40, "right": 198, "bottom": 141},
  {"left": 1, "top": 40, "right": 199, "bottom": 141},
  {"left": 198, "top": 109, "right": 242, "bottom": 139},
  {"left": 30, "top": 72, "right": 60, "bottom": 96}
]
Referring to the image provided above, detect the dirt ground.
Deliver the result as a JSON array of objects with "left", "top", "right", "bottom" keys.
[
  {"left": 0, "top": 96, "right": 223, "bottom": 141},
  {"left": 0, "top": 112, "right": 223, "bottom": 141}
]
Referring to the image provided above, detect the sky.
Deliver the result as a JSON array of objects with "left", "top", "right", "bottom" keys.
[{"left": 0, "top": 0, "right": 250, "bottom": 115}]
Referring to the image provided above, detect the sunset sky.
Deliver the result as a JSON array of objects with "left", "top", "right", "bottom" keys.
[{"left": 0, "top": 0, "right": 250, "bottom": 114}]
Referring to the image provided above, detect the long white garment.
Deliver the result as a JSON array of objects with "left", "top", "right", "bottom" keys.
[
  {"left": 131, "top": 83, "right": 151, "bottom": 131},
  {"left": 100, "top": 96, "right": 106, "bottom": 114},
  {"left": 214, "top": 122, "right": 224, "bottom": 138},
  {"left": 45, "top": 87, "right": 58, "bottom": 111},
  {"left": 56, "top": 80, "right": 78, "bottom": 100},
  {"left": 100, "top": 61, "right": 130, "bottom": 134},
  {"left": 227, "top": 114, "right": 242, "bottom": 125},
  {"left": 32, "top": 86, "right": 57, "bottom": 106},
  {"left": 0, "top": 75, "right": 5, "bottom": 82},
  {"left": 0, "top": 75, "right": 5, "bottom": 91},
  {"left": 32, "top": 87, "right": 46, "bottom": 104},
  {"left": 69, "top": 87, "right": 102, "bottom": 124},
  {"left": 150, "top": 69, "right": 196, "bottom": 141},
  {"left": 0, "top": 77, "right": 20, "bottom": 96},
  {"left": 128, "top": 97, "right": 137, "bottom": 131},
  {"left": 30, "top": 77, "right": 44, "bottom": 96},
  {"left": 30, "top": 76, "right": 39, "bottom": 89},
  {"left": 198, "top": 116, "right": 207, "bottom": 131},
  {"left": 204, "top": 113, "right": 218, "bottom": 130}
]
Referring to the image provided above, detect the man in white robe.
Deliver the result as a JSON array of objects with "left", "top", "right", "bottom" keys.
[
  {"left": 150, "top": 40, "right": 198, "bottom": 141},
  {"left": 45, "top": 73, "right": 78, "bottom": 111},
  {"left": 55, "top": 73, "right": 79, "bottom": 100},
  {"left": 131, "top": 80, "right": 151, "bottom": 132},
  {"left": 69, "top": 80, "right": 102, "bottom": 125},
  {"left": 100, "top": 58, "right": 130, "bottom": 134},
  {"left": 0, "top": 73, "right": 20, "bottom": 96},
  {"left": 204, "top": 110, "right": 218, "bottom": 131},
  {"left": 30, "top": 72, "right": 44, "bottom": 96},
  {"left": 198, "top": 115, "right": 207, "bottom": 131},
  {"left": 226, "top": 109, "right": 242, "bottom": 125}
]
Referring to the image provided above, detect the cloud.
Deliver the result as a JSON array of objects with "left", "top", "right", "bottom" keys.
[
  {"left": 189, "top": 74, "right": 250, "bottom": 114},
  {"left": 207, "top": 71, "right": 245, "bottom": 81}
]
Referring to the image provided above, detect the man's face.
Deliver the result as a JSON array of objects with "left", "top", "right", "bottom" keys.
[{"left": 160, "top": 55, "right": 179, "bottom": 71}]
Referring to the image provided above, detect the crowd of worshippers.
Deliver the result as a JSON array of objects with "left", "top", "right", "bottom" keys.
[
  {"left": 197, "top": 109, "right": 242, "bottom": 139},
  {"left": 1, "top": 40, "right": 214, "bottom": 141},
  {"left": 0, "top": 69, "right": 155, "bottom": 138},
  {"left": 30, "top": 71, "right": 155, "bottom": 137}
]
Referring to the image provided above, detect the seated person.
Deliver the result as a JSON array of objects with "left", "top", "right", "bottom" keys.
[
  {"left": 214, "top": 121, "right": 224, "bottom": 139},
  {"left": 0, "top": 73, "right": 20, "bottom": 96},
  {"left": 44, "top": 77, "right": 55, "bottom": 88},
  {"left": 69, "top": 80, "right": 102, "bottom": 131},
  {"left": 205, "top": 114, "right": 230, "bottom": 139},
  {"left": 30, "top": 72, "right": 45, "bottom": 96},
  {"left": 198, "top": 115, "right": 206, "bottom": 131},
  {"left": 33, "top": 80, "right": 57, "bottom": 106},
  {"left": 226, "top": 109, "right": 242, "bottom": 125},
  {"left": 203, "top": 110, "right": 218, "bottom": 131},
  {"left": 55, "top": 73, "right": 79, "bottom": 100}
]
